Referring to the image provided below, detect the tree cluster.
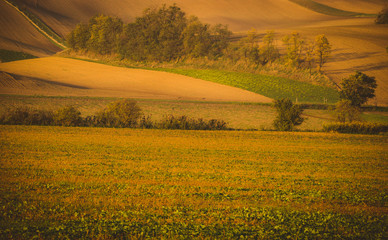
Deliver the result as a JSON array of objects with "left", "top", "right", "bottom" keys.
[
  {"left": 230, "top": 30, "right": 331, "bottom": 73},
  {"left": 67, "top": 4, "right": 332, "bottom": 72},
  {"left": 67, "top": 5, "right": 231, "bottom": 61}
]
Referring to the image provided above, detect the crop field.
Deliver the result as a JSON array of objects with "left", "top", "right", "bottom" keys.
[
  {"left": 158, "top": 68, "right": 339, "bottom": 104},
  {"left": 0, "top": 126, "right": 387, "bottom": 239}
]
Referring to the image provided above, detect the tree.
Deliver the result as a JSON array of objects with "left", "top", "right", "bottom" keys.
[
  {"left": 314, "top": 34, "right": 331, "bottom": 72},
  {"left": 282, "top": 32, "right": 304, "bottom": 68},
  {"left": 260, "top": 30, "right": 279, "bottom": 65},
  {"left": 54, "top": 106, "right": 83, "bottom": 127},
  {"left": 273, "top": 98, "right": 304, "bottom": 131},
  {"left": 67, "top": 23, "right": 90, "bottom": 50},
  {"left": 238, "top": 28, "right": 260, "bottom": 64},
  {"left": 334, "top": 100, "right": 361, "bottom": 123},
  {"left": 182, "top": 16, "right": 211, "bottom": 58},
  {"left": 339, "top": 72, "right": 377, "bottom": 106},
  {"left": 96, "top": 99, "right": 142, "bottom": 128},
  {"left": 375, "top": 7, "right": 388, "bottom": 24},
  {"left": 86, "top": 15, "right": 123, "bottom": 55}
]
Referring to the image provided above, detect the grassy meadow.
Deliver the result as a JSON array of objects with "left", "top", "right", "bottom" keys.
[{"left": 0, "top": 125, "right": 387, "bottom": 239}]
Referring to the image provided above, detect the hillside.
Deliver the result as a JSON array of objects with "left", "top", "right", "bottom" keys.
[
  {"left": 0, "top": 57, "right": 272, "bottom": 102},
  {"left": 1, "top": 0, "right": 387, "bottom": 105},
  {"left": 11, "top": 0, "right": 336, "bottom": 36},
  {"left": 314, "top": 0, "right": 387, "bottom": 14},
  {"left": 0, "top": 1, "right": 60, "bottom": 57}
]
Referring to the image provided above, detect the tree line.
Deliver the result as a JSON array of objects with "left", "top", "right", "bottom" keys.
[
  {"left": 67, "top": 4, "right": 332, "bottom": 72},
  {"left": 67, "top": 4, "right": 231, "bottom": 62}
]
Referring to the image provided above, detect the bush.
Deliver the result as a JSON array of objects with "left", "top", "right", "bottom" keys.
[
  {"left": 273, "top": 98, "right": 304, "bottom": 131},
  {"left": 157, "top": 115, "right": 228, "bottom": 130},
  {"left": 54, "top": 106, "right": 83, "bottom": 127},
  {"left": 0, "top": 107, "right": 54, "bottom": 125},
  {"left": 95, "top": 99, "right": 142, "bottom": 128},
  {"left": 334, "top": 100, "right": 361, "bottom": 123},
  {"left": 323, "top": 122, "right": 388, "bottom": 134},
  {"left": 375, "top": 7, "right": 388, "bottom": 24}
]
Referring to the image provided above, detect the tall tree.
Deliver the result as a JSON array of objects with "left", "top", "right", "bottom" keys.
[
  {"left": 261, "top": 30, "right": 279, "bottom": 65},
  {"left": 314, "top": 34, "right": 331, "bottom": 72},
  {"left": 282, "top": 32, "right": 304, "bottom": 68},
  {"left": 339, "top": 72, "right": 377, "bottom": 106}
]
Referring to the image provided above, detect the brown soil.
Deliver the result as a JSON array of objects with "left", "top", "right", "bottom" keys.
[
  {"left": 0, "top": 1, "right": 60, "bottom": 57},
  {"left": 0, "top": 57, "right": 272, "bottom": 103}
]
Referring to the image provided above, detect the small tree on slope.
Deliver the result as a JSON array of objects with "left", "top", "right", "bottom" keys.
[{"left": 273, "top": 98, "right": 304, "bottom": 131}]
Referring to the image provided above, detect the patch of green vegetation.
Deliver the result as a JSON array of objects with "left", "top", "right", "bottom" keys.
[
  {"left": 158, "top": 68, "right": 339, "bottom": 103},
  {"left": 289, "top": 0, "right": 377, "bottom": 17},
  {"left": 0, "top": 49, "right": 37, "bottom": 62}
]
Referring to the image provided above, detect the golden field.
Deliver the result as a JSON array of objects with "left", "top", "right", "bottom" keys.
[{"left": 0, "top": 126, "right": 387, "bottom": 238}]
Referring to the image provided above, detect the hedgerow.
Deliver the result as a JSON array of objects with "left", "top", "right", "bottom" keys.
[
  {"left": 323, "top": 122, "right": 388, "bottom": 134},
  {"left": 0, "top": 100, "right": 229, "bottom": 130}
]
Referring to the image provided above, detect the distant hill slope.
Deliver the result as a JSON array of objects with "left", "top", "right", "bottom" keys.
[
  {"left": 314, "top": 0, "right": 387, "bottom": 14},
  {"left": 10, "top": 0, "right": 336, "bottom": 36},
  {"left": 0, "top": 57, "right": 272, "bottom": 102},
  {"left": 0, "top": 1, "right": 60, "bottom": 57}
]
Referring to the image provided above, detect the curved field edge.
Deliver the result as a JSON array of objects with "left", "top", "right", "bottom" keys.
[
  {"left": 157, "top": 68, "right": 339, "bottom": 103},
  {"left": 289, "top": 0, "right": 377, "bottom": 17},
  {"left": 68, "top": 57, "right": 339, "bottom": 104}
]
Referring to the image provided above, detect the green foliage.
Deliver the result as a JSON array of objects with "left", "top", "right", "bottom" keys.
[
  {"left": 68, "top": 4, "right": 231, "bottom": 62},
  {"left": 0, "top": 49, "right": 37, "bottom": 62},
  {"left": 54, "top": 106, "right": 83, "bottom": 127},
  {"left": 339, "top": 72, "right": 377, "bottom": 106},
  {"left": 0, "top": 107, "right": 53, "bottom": 125},
  {"left": 283, "top": 32, "right": 305, "bottom": 68},
  {"left": 334, "top": 100, "right": 361, "bottom": 123},
  {"left": 160, "top": 68, "right": 339, "bottom": 103},
  {"left": 95, "top": 99, "right": 142, "bottom": 128},
  {"left": 323, "top": 122, "right": 388, "bottom": 134},
  {"left": 314, "top": 34, "right": 331, "bottom": 72},
  {"left": 375, "top": 7, "right": 388, "bottom": 24},
  {"left": 157, "top": 115, "right": 228, "bottom": 130},
  {"left": 273, "top": 98, "right": 304, "bottom": 131}
]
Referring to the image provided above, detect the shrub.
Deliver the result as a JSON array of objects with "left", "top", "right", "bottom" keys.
[
  {"left": 0, "top": 107, "right": 54, "bottom": 125},
  {"left": 95, "top": 99, "right": 142, "bottom": 128},
  {"left": 54, "top": 106, "right": 83, "bottom": 127},
  {"left": 375, "top": 7, "right": 388, "bottom": 24},
  {"left": 323, "top": 122, "right": 388, "bottom": 134},
  {"left": 157, "top": 115, "right": 228, "bottom": 130},
  {"left": 334, "top": 100, "right": 361, "bottom": 123},
  {"left": 273, "top": 98, "right": 304, "bottom": 131}
]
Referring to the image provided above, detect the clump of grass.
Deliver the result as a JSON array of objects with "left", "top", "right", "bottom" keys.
[{"left": 0, "top": 49, "right": 37, "bottom": 62}]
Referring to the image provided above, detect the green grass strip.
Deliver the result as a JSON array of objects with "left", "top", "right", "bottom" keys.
[
  {"left": 0, "top": 49, "right": 37, "bottom": 62},
  {"left": 289, "top": 0, "right": 377, "bottom": 17},
  {"left": 157, "top": 68, "right": 339, "bottom": 103}
]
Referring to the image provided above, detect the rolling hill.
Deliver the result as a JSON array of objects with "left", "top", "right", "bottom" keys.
[
  {"left": 0, "top": 0, "right": 387, "bottom": 105},
  {"left": 0, "top": 57, "right": 272, "bottom": 102}
]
